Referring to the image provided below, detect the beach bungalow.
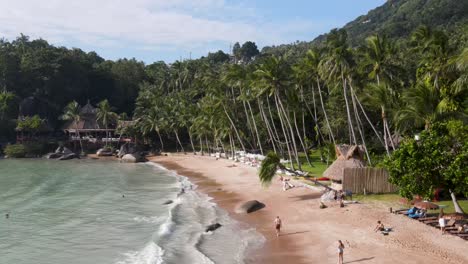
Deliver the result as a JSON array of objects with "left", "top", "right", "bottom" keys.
[{"left": 62, "top": 101, "right": 116, "bottom": 144}]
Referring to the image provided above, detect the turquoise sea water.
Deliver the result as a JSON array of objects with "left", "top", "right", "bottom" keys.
[{"left": 0, "top": 159, "right": 263, "bottom": 264}]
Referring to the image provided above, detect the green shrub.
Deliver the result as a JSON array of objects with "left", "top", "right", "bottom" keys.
[{"left": 4, "top": 144, "right": 27, "bottom": 158}]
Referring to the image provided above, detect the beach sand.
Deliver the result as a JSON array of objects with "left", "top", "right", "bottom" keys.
[{"left": 149, "top": 154, "right": 468, "bottom": 264}]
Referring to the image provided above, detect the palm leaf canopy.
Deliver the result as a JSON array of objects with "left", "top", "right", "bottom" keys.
[{"left": 258, "top": 152, "right": 281, "bottom": 187}]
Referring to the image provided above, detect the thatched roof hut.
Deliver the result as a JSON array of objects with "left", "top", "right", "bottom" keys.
[
  {"left": 322, "top": 144, "right": 367, "bottom": 181},
  {"left": 62, "top": 102, "right": 114, "bottom": 133}
]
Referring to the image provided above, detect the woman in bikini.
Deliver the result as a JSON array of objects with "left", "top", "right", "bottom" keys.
[{"left": 337, "top": 240, "right": 345, "bottom": 264}]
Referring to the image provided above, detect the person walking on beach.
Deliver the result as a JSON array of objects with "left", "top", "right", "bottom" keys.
[
  {"left": 439, "top": 212, "right": 446, "bottom": 234},
  {"left": 274, "top": 216, "right": 282, "bottom": 237},
  {"left": 337, "top": 240, "right": 345, "bottom": 264}
]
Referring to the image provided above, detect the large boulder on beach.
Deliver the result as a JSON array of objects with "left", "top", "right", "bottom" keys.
[
  {"left": 121, "top": 153, "right": 145, "bottom": 163},
  {"left": 118, "top": 143, "right": 137, "bottom": 158},
  {"left": 205, "top": 223, "right": 222, "bottom": 232},
  {"left": 58, "top": 153, "right": 79, "bottom": 160},
  {"left": 97, "top": 148, "right": 113, "bottom": 157},
  {"left": 235, "top": 200, "right": 265, "bottom": 214}
]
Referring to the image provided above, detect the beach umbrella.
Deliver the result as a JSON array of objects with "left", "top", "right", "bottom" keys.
[{"left": 414, "top": 201, "right": 439, "bottom": 210}]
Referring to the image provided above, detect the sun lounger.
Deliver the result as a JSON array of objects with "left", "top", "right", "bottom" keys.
[
  {"left": 418, "top": 217, "right": 438, "bottom": 222},
  {"left": 394, "top": 209, "right": 409, "bottom": 214}
]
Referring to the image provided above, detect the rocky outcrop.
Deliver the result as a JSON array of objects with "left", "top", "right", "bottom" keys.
[
  {"left": 235, "top": 200, "right": 265, "bottom": 214},
  {"left": 121, "top": 153, "right": 145, "bottom": 163},
  {"left": 205, "top": 223, "right": 222, "bottom": 232},
  {"left": 97, "top": 148, "right": 113, "bottom": 157},
  {"left": 118, "top": 143, "right": 137, "bottom": 158},
  {"left": 58, "top": 153, "right": 79, "bottom": 160},
  {"left": 46, "top": 146, "right": 77, "bottom": 160}
]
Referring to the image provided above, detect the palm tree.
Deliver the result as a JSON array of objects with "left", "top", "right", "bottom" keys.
[
  {"left": 259, "top": 152, "right": 334, "bottom": 190},
  {"left": 96, "top": 99, "right": 117, "bottom": 146},
  {"left": 61, "top": 101, "right": 83, "bottom": 154},
  {"left": 319, "top": 29, "right": 357, "bottom": 145},
  {"left": 362, "top": 82, "right": 397, "bottom": 154},
  {"left": 254, "top": 56, "right": 301, "bottom": 170}
]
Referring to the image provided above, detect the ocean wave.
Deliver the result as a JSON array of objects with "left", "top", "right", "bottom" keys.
[
  {"left": 133, "top": 216, "right": 164, "bottom": 224},
  {"left": 115, "top": 241, "right": 164, "bottom": 264}
]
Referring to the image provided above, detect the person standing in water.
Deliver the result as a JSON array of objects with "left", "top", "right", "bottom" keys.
[
  {"left": 274, "top": 216, "right": 282, "bottom": 237},
  {"left": 337, "top": 240, "right": 345, "bottom": 264}
]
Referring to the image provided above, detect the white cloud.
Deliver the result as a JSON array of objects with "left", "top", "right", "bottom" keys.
[
  {"left": 0, "top": 1, "right": 259, "bottom": 46},
  {"left": 0, "top": 0, "right": 330, "bottom": 60}
]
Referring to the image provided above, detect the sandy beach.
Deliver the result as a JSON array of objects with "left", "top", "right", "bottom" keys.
[{"left": 149, "top": 154, "right": 468, "bottom": 264}]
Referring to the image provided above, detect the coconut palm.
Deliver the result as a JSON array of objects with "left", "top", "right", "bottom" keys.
[
  {"left": 259, "top": 152, "right": 335, "bottom": 190},
  {"left": 61, "top": 101, "right": 83, "bottom": 154},
  {"left": 319, "top": 29, "right": 357, "bottom": 145},
  {"left": 254, "top": 56, "right": 301, "bottom": 170},
  {"left": 96, "top": 99, "right": 118, "bottom": 146}
]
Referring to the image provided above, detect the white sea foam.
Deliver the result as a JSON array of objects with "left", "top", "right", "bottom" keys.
[
  {"left": 143, "top": 161, "right": 265, "bottom": 264},
  {"left": 133, "top": 216, "right": 164, "bottom": 224},
  {"left": 115, "top": 241, "right": 164, "bottom": 264}
]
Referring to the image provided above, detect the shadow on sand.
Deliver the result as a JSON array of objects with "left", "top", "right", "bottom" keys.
[
  {"left": 345, "top": 257, "right": 375, "bottom": 263},
  {"left": 288, "top": 193, "right": 322, "bottom": 201},
  {"left": 279, "top": 231, "right": 310, "bottom": 237}
]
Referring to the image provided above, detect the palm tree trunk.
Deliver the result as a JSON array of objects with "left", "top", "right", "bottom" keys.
[
  {"left": 156, "top": 128, "right": 164, "bottom": 152},
  {"left": 222, "top": 104, "right": 246, "bottom": 153},
  {"left": 247, "top": 101, "right": 263, "bottom": 155},
  {"left": 293, "top": 111, "right": 312, "bottom": 166},
  {"left": 382, "top": 113, "right": 390, "bottom": 156},
  {"left": 275, "top": 95, "right": 299, "bottom": 170},
  {"left": 174, "top": 130, "right": 185, "bottom": 153},
  {"left": 385, "top": 121, "right": 396, "bottom": 151},
  {"left": 199, "top": 137, "right": 204, "bottom": 155},
  {"left": 267, "top": 98, "right": 282, "bottom": 146},
  {"left": 449, "top": 190, "right": 465, "bottom": 214},
  {"left": 342, "top": 74, "right": 357, "bottom": 145},
  {"left": 242, "top": 101, "right": 256, "bottom": 148},
  {"left": 258, "top": 99, "right": 277, "bottom": 153},
  {"left": 351, "top": 88, "right": 372, "bottom": 165},
  {"left": 317, "top": 78, "right": 336, "bottom": 145},
  {"left": 188, "top": 129, "right": 196, "bottom": 154},
  {"left": 273, "top": 96, "right": 294, "bottom": 169},
  {"left": 349, "top": 83, "right": 384, "bottom": 147}
]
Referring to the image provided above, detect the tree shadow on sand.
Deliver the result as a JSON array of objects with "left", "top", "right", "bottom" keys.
[
  {"left": 345, "top": 257, "right": 375, "bottom": 263},
  {"left": 279, "top": 231, "right": 310, "bottom": 237},
  {"left": 288, "top": 193, "right": 322, "bottom": 201}
]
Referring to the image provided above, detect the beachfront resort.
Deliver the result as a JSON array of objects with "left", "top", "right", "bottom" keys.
[{"left": 1, "top": 0, "right": 467, "bottom": 263}]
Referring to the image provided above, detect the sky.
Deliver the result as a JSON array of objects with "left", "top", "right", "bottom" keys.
[{"left": 0, "top": 0, "right": 386, "bottom": 63}]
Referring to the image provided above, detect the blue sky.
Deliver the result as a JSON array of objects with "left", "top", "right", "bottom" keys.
[{"left": 0, "top": 0, "right": 385, "bottom": 63}]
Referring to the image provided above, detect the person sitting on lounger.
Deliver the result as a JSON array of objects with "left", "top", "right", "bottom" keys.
[
  {"left": 408, "top": 209, "right": 426, "bottom": 219},
  {"left": 406, "top": 207, "right": 417, "bottom": 215}
]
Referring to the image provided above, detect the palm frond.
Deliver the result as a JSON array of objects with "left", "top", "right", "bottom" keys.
[{"left": 258, "top": 152, "right": 281, "bottom": 187}]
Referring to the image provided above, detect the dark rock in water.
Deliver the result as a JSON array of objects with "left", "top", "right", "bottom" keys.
[
  {"left": 163, "top": 200, "right": 173, "bottom": 205},
  {"left": 58, "top": 153, "right": 79, "bottom": 160},
  {"left": 45, "top": 152, "right": 63, "bottom": 159},
  {"left": 235, "top": 200, "right": 265, "bottom": 214},
  {"left": 205, "top": 223, "right": 222, "bottom": 232}
]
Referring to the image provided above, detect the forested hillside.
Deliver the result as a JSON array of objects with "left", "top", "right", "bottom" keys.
[{"left": 263, "top": 0, "right": 468, "bottom": 57}]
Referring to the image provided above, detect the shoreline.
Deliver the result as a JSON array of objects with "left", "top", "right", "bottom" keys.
[{"left": 149, "top": 153, "right": 468, "bottom": 264}]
